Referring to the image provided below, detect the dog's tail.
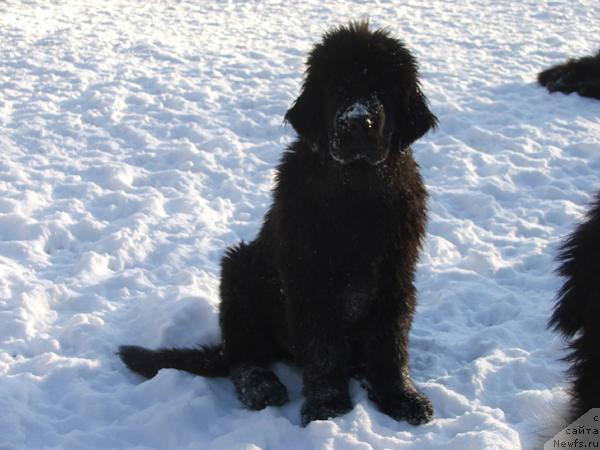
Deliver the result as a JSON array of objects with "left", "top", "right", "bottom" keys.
[{"left": 118, "top": 344, "right": 229, "bottom": 379}]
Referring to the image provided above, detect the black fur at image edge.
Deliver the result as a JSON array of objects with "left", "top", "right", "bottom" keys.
[{"left": 550, "top": 192, "right": 600, "bottom": 422}]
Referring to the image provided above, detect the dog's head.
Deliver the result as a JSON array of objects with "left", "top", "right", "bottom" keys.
[{"left": 285, "top": 22, "right": 437, "bottom": 166}]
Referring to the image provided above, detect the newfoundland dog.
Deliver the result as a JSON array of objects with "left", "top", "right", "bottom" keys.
[
  {"left": 538, "top": 50, "right": 600, "bottom": 100},
  {"left": 119, "top": 21, "right": 438, "bottom": 426},
  {"left": 550, "top": 192, "right": 600, "bottom": 421}
]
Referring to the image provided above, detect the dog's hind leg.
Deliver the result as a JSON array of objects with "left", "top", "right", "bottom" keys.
[
  {"left": 229, "top": 364, "right": 288, "bottom": 410},
  {"left": 219, "top": 242, "right": 289, "bottom": 410}
]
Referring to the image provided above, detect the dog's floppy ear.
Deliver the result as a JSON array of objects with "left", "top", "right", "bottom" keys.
[
  {"left": 284, "top": 81, "right": 321, "bottom": 144},
  {"left": 398, "top": 85, "right": 438, "bottom": 149}
]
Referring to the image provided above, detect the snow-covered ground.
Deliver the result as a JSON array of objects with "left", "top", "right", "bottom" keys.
[{"left": 1, "top": 1, "right": 599, "bottom": 449}]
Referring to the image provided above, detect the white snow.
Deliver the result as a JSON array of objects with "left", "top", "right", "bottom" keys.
[{"left": 1, "top": 0, "right": 599, "bottom": 449}]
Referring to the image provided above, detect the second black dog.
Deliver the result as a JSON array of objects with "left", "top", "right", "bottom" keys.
[
  {"left": 550, "top": 192, "right": 600, "bottom": 422},
  {"left": 119, "top": 22, "right": 437, "bottom": 426},
  {"left": 538, "top": 50, "right": 600, "bottom": 100}
]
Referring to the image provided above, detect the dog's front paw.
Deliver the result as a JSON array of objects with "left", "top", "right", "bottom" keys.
[
  {"left": 301, "top": 390, "right": 352, "bottom": 426},
  {"left": 370, "top": 387, "right": 433, "bottom": 425},
  {"left": 538, "top": 65, "right": 564, "bottom": 86}
]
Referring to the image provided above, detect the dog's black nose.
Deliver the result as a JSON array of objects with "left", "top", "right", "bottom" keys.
[
  {"left": 346, "top": 114, "right": 376, "bottom": 134},
  {"left": 345, "top": 114, "right": 381, "bottom": 144},
  {"left": 338, "top": 97, "right": 385, "bottom": 141}
]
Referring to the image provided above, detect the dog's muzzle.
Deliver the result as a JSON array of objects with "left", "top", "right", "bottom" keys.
[{"left": 330, "top": 95, "right": 387, "bottom": 165}]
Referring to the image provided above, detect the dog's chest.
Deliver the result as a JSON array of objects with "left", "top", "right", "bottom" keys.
[
  {"left": 321, "top": 190, "right": 395, "bottom": 251},
  {"left": 340, "top": 285, "right": 373, "bottom": 325}
]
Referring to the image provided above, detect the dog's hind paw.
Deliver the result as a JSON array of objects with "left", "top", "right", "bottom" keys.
[{"left": 231, "top": 365, "right": 289, "bottom": 410}]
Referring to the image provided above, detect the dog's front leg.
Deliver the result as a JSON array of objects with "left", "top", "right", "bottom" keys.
[
  {"left": 365, "top": 284, "right": 433, "bottom": 425},
  {"left": 288, "top": 295, "right": 353, "bottom": 426}
]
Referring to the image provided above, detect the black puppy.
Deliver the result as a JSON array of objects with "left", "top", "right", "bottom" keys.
[
  {"left": 550, "top": 192, "right": 600, "bottom": 421},
  {"left": 119, "top": 21, "right": 438, "bottom": 426},
  {"left": 538, "top": 50, "right": 600, "bottom": 100}
]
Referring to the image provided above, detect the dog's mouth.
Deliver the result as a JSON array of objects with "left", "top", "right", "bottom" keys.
[{"left": 329, "top": 95, "right": 388, "bottom": 166}]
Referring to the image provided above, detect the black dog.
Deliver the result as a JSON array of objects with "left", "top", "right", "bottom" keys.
[
  {"left": 550, "top": 192, "right": 600, "bottom": 421},
  {"left": 119, "top": 22, "right": 438, "bottom": 426},
  {"left": 538, "top": 50, "right": 600, "bottom": 100}
]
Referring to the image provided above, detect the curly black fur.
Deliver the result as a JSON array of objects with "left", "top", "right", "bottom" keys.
[
  {"left": 550, "top": 192, "right": 600, "bottom": 421},
  {"left": 538, "top": 51, "right": 600, "bottom": 100},
  {"left": 119, "top": 21, "right": 438, "bottom": 426}
]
